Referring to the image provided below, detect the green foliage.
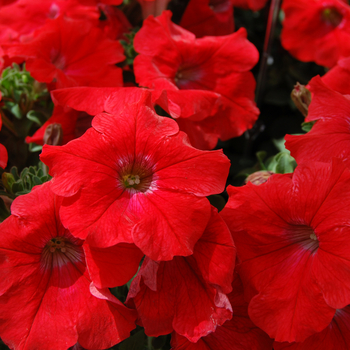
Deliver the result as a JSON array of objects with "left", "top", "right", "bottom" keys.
[
  {"left": 0, "top": 63, "right": 51, "bottom": 140},
  {"left": 120, "top": 30, "right": 139, "bottom": 66},
  {"left": 266, "top": 151, "right": 297, "bottom": 174},
  {"left": 0, "top": 63, "right": 48, "bottom": 113},
  {"left": 0, "top": 164, "right": 51, "bottom": 199},
  {"left": 257, "top": 139, "right": 297, "bottom": 174},
  {"left": 301, "top": 120, "right": 316, "bottom": 133}
]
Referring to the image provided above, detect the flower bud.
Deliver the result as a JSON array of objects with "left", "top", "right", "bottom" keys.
[
  {"left": 245, "top": 170, "right": 274, "bottom": 185},
  {"left": 291, "top": 82, "right": 311, "bottom": 117},
  {"left": 43, "top": 123, "right": 63, "bottom": 146}
]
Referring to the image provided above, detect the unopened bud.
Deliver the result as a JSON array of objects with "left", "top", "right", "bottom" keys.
[
  {"left": 245, "top": 171, "right": 274, "bottom": 185},
  {"left": 43, "top": 123, "right": 63, "bottom": 146},
  {"left": 291, "top": 83, "right": 311, "bottom": 117}
]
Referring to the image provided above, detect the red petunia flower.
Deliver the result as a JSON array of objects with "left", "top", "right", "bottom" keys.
[
  {"left": 7, "top": 15, "right": 125, "bottom": 90},
  {"left": 33, "top": 85, "right": 189, "bottom": 148},
  {"left": 281, "top": 0, "right": 350, "bottom": 67},
  {"left": 0, "top": 0, "right": 100, "bottom": 45},
  {"left": 133, "top": 11, "right": 259, "bottom": 149},
  {"left": 180, "top": 0, "right": 235, "bottom": 38},
  {"left": 321, "top": 56, "right": 350, "bottom": 94},
  {"left": 221, "top": 159, "right": 350, "bottom": 342},
  {"left": 97, "top": 4, "right": 132, "bottom": 40},
  {"left": 0, "top": 181, "right": 137, "bottom": 350},
  {"left": 274, "top": 305, "right": 350, "bottom": 350},
  {"left": 285, "top": 76, "right": 350, "bottom": 167},
  {"left": 126, "top": 206, "right": 235, "bottom": 342},
  {"left": 171, "top": 272, "right": 273, "bottom": 350},
  {"left": 40, "top": 90, "right": 230, "bottom": 261},
  {"left": 26, "top": 86, "right": 176, "bottom": 146}
]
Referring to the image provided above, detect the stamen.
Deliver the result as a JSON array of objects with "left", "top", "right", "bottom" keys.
[
  {"left": 310, "top": 233, "right": 317, "bottom": 241},
  {"left": 41, "top": 236, "right": 83, "bottom": 270},
  {"left": 287, "top": 225, "right": 319, "bottom": 253}
]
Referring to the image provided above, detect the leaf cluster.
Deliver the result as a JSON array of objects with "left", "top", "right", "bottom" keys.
[
  {"left": 1, "top": 165, "right": 51, "bottom": 199},
  {"left": 0, "top": 63, "right": 51, "bottom": 139}
]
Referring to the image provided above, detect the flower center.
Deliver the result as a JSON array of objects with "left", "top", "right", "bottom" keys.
[
  {"left": 288, "top": 225, "right": 319, "bottom": 253},
  {"left": 322, "top": 7, "right": 343, "bottom": 27},
  {"left": 123, "top": 174, "right": 141, "bottom": 187},
  {"left": 121, "top": 172, "right": 153, "bottom": 192},
  {"left": 50, "top": 49, "right": 66, "bottom": 71},
  {"left": 174, "top": 65, "right": 202, "bottom": 89},
  {"left": 41, "top": 236, "right": 83, "bottom": 270}
]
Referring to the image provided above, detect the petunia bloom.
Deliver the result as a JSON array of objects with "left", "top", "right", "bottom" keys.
[
  {"left": 274, "top": 305, "right": 350, "bottom": 350},
  {"left": 0, "top": 0, "right": 100, "bottom": 45},
  {"left": 180, "top": 0, "right": 235, "bottom": 38},
  {"left": 281, "top": 0, "right": 350, "bottom": 67},
  {"left": 171, "top": 272, "right": 274, "bottom": 350},
  {"left": 133, "top": 11, "right": 259, "bottom": 149},
  {"left": 26, "top": 86, "right": 177, "bottom": 146},
  {"left": 0, "top": 181, "right": 137, "bottom": 350},
  {"left": 221, "top": 159, "right": 350, "bottom": 342},
  {"left": 126, "top": 206, "right": 236, "bottom": 342},
  {"left": 7, "top": 15, "right": 125, "bottom": 90},
  {"left": 40, "top": 90, "right": 230, "bottom": 261},
  {"left": 285, "top": 76, "right": 350, "bottom": 168}
]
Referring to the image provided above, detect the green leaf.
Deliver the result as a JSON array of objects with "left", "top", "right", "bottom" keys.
[
  {"left": 119, "top": 330, "right": 145, "bottom": 350},
  {"left": 11, "top": 182, "right": 24, "bottom": 194},
  {"left": 20, "top": 168, "right": 29, "bottom": 178},
  {"left": 10, "top": 104, "right": 22, "bottom": 119},
  {"left": 37, "top": 168, "right": 43, "bottom": 177},
  {"left": 40, "top": 175, "right": 51, "bottom": 183},
  {"left": 28, "top": 143, "right": 43, "bottom": 153},
  {"left": 272, "top": 138, "right": 288, "bottom": 153},
  {"left": 1, "top": 172, "right": 15, "bottom": 193},
  {"left": 15, "top": 190, "right": 31, "bottom": 195},
  {"left": 26, "top": 110, "right": 45, "bottom": 126},
  {"left": 28, "top": 166, "right": 36, "bottom": 175},
  {"left": 32, "top": 176, "right": 42, "bottom": 186},
  {"left": 10, "top": 166, "right": 20, "bottom": 181},
  {"left": 301, "top": 120, "right": 316, "bottom": 133},
  {"left": 256, "top": 151, "right": 267, "bottom": 170},
  {"left": 267, "top": 152, "right": 297, "bottom": 174}
]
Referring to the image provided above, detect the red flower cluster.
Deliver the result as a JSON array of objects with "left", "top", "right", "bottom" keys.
[
  {"left": 133, "top": 11, "right": 259, "bottom": 149},
  {"left": 3, "top": 0, "right": 350, "bottom": 348},
  {"left": 7, "top": 16, "right": 125, "bottom": 90}
]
